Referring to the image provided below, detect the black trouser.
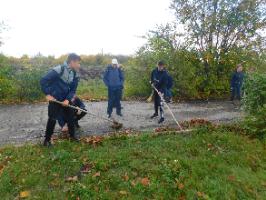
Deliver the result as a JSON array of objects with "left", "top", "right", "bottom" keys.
[
  {"left": 154, "top": 91, "right": 164, "bottom": 118},
  {"left": 45, "top": 102, "right": 75, "bottom": 141}
]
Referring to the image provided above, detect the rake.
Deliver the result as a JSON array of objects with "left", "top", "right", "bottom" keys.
[
  {"left": 51, "top": 100, "right": 123, "bottom": 130},
  {"left": 151, "top": 84, "right": 183, "bottom": 130}
]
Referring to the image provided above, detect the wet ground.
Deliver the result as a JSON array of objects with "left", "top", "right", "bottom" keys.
[{"left": 0, "top": 101, "right": 242, "bottom": 146}]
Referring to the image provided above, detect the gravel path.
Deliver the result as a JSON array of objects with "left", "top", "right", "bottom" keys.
[{"left": 0, "top": 101, "right": 242, "bottom": 146}]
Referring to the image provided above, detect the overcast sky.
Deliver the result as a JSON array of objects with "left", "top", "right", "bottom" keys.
[{"left": 0, "top": 0, "right": 175, "bottom": 57}]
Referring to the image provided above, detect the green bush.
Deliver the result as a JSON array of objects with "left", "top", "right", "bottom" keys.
[
  {"left": 243, "top": 73, "right": 266, "bottom": 139},
  {"left": 0, "top": 55, "right": 15, "bottom": 101},
  {"left": 14, "top": 69, "right": 44, "bottom": 102},
  {"left": 243, "top": 73, "right": 266, "bottom": 114},
  {"left": 243, "top": 106, "right": 266, "bottom": 139}
]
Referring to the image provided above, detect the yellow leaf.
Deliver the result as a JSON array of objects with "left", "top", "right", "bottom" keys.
[
  {"left": 119, "top": 190, "right": 127, "bottom": 195},
  {"left": 65, "top": 176, "right": 78, "bottom": 182},
  {"left": 92, "top": 171, "right": 100, "bottom": 178},
  {"left": 20, "top": 191, "right": 30, "bottom": 198}
]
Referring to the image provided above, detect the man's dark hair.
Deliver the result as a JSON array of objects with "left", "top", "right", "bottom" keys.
[
  {"left": 158, "top": 60, "right": 166, "bottom": 66},
  {"left": 67, "top": 53, "right": 81, "bottom": 64}
]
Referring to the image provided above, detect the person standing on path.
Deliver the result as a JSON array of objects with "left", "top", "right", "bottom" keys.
[
  {"left": 103, "top": 58, "right": 124, "bottom": 118},
  {"left": 40, "top": 53, "right": 81, "bottom": 147},
  {"left": 150, "top": 60, "right": 168, "bottom": 124},
  {"left": 230, "top": 64, "right": 244, "bottom": 101}
]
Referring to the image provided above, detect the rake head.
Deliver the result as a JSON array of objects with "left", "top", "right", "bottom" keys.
[{"left": 111, "top": 120, "right": 123, "bottom": 130}]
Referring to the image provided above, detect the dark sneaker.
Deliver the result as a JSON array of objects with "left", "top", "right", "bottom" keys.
[
  {"left": 43, "top": 139, "right": 53, "bottom": 148},
  {"left": 158, "top": 117, "right": 165, "bottom": 124},
  {"left": 108, "top": 114, "right": 112, "bottom": 118},
  {"left": 150, "top": 113, "right": 158, "bottom": 119}
]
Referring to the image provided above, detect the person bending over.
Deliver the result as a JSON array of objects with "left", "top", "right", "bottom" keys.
[
  {"left": 58, "top": 96, "right": 87, "bottom": 132},
  {"left": 40, "top": 53, "right": 81, "bottom": 147}
]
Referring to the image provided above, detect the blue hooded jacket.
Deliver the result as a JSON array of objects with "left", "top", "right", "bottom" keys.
[
  {"left": 40, "top": 62, "right": 79, "bottom": 101},
  {"left": 103, "top": 65, "right": 124, "bottom": 89}
]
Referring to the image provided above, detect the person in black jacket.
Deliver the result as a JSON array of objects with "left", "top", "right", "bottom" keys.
[
  {"left": 150, "top": 60, "right": 169, "bottom": 124},
  {"left": 40, "top": 53, "right": 81, "bottom": 147},
  {"left": 230, "top": 64, "right": 244, "bottom": 101}
]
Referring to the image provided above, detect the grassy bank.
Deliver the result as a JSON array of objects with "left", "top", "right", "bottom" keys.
[{"left": 0, "top": 128, "right": 265, "bottom": 199}]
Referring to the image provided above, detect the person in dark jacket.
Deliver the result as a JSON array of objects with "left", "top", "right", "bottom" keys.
[
  {"left": 230, "top": 64, "right": 244, "bottom": 101},
  {"left": 58, "top": 96, "right": 87, "bottom": 131},
  {"left": 40, "top": 53, "right": 81, "bottom": 147},
  {"left": 103, "top": 58, "right": 124, "bottom": 118},
  {"left": 150, "top": 60, "right": 169, "bottom": 124}
]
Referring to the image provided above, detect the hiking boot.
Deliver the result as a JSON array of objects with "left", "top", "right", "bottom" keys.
[
  {"left": 43, "top": 139, "right": 53, "bottom": 148},
  {"left": 150, "top": 113, "right": 158, "bottom": 119},
  {"left": 158, "top": 117, "right": 165, "bottom": 124}
]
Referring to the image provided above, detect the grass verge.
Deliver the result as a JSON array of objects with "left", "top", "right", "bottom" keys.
[{"left": 0, "top": 128, "right": 266, "bottom": 199}]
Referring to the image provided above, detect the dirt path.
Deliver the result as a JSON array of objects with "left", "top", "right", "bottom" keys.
[{"left": 0, "top": 101, "right": 242, "bottom": 146}]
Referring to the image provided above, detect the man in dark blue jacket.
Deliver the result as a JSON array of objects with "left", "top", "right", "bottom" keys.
[
  {"left": 150, "top": 60, "right": 168, "bottom": 124},
  {"left": 230, "top": 64, "right": 244, "bottom": 101},
  {"left": 103, "top": 58, "right": 124, "bottom": 118},
  {"left": 40, "top": 53, "right": 81, "bottom": 147},
  {"left": 58, "top": 96, "right": 87, "bottom": 131}
]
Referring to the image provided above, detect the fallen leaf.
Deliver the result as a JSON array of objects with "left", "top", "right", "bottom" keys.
[
  {"left": 119, "top": 190, "right": 127, "bottom": 195},
  {"left": 82, "top": 136, "right": 104, "bottom": 146},
  {"left": 197, "top": 191, "right": 205, "bottom": 197},
  {"left": 65, "top": 176, "right": 78, "bottom": 182},
  {"left": 92, "top": 171, "right": 100, "bottom": 178},
  {"left": 80, "top": 163, "right": 93, "bottom": 174},
  {"left": 179, "top": 195, "right": 186, "bottom": 200},
  {"left": 178, "top": 183, "right": 184, "bottom": 190},
  {"left": 20, "top": 191, "right": 30, "bottom": 198},
  {"left": 141, "top": 177, "right": 150, "bottom": 186},
  {"left": 122, "top": 173, "right": 129, "bottom": 181},
  {"left": 228, "top": 175, "right": 236, "bottom": 181},
  {"left": 0, "top": 164, "right": 5, "bottom": 176},
  {"left": 130, "top": 180, "right": 136, "bottom": 187}
]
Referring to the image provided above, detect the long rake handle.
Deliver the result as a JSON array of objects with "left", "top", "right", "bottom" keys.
[
  {"left": 50, "top": 100, "right": 114, "bottom": 123},
  {"left": 151, "top": 84, "right": 183, "bottom": 130}
]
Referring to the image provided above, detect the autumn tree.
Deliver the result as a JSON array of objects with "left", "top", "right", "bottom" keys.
[{"left": 171, "top": 0, "right": 266, "bottom": 74}]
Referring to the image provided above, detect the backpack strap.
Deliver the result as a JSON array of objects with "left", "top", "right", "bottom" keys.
[
  {"left": 59, "top": 65, "right": 65, "bottom": 77},
  {"left": 59, "top": 64, "right": 77, "bottom": 80}
]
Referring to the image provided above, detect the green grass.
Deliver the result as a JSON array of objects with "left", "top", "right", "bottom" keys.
[
  {"left": 77, "top": 79, "right": 108, "bottom": 100},
  {"left": 0, "top": 129, "right": 266, "bottom": 199}
]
